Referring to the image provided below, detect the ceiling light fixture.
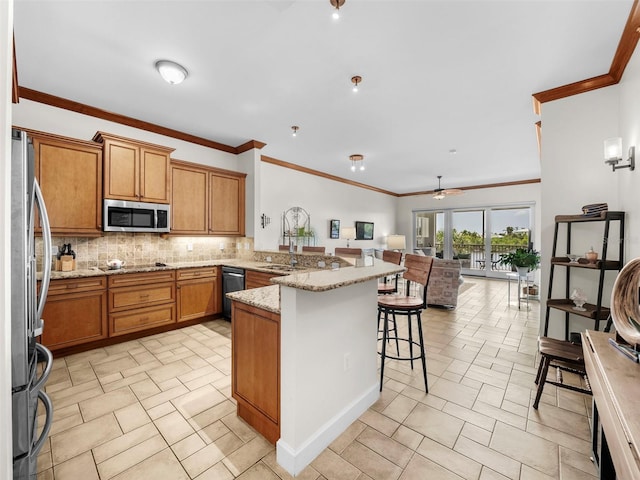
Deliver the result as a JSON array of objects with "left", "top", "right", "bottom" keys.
[
  {"left": 155, "top": 60, "right": 188, "bottom": 85},
  {"left": 291, "top": 125, "right": 299, "bottom": 137},
  {"left": 351, "top": 75, "right": 362, "bottom": 92},
  {"left": 349, "top": 154, "right": 364, "bottom": 172},
  {"left": 330, "top": 0, "right": 345, "bottom": 19},
  {"left": 432, "top": 175, "right": 463, "bottom": 200}
]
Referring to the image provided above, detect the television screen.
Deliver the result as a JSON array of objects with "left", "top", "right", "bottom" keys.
[{"left": 355, "top": 221, "right": 374, "bottom": 240}]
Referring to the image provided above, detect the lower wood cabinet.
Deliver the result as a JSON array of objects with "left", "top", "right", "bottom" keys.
[
  {"left": 231, "top": 301, "right": 280, "bottom": 444},
  {"left": 41, "top": 276, "right": 108, "bottom": 351},
  {"left": 245, "top": 270, "right": 283, "bottom": 290},
  {"left": 176, "top": 266, "right": 221, "bottom": 322},
  {"left": 108, "top": 270, "right": 176, "bottom": 336}
]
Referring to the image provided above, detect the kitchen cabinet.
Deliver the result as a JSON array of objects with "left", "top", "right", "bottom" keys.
[
  {"left": 170, "top": 160, "right": 246, "bottom": 236},
  {"left": 30, "top": 130, "right": 103, "bottom": 236},
  {"left": 94, "top": 131, "right": 174, "bottom": 204},
  {"left": 176, "top": 266, "right": 221, "bottom": 321},
  {"left": 231, "top": 301, "right": 280, "bottom": 444},
  {"left": 108, "top": 270, "right": 176, "bottom": 336},
  {"left": 245, "top": 270, "right": 283, "bottom": 290},
  {"left": 41, "top": 276, "right": 108, "bottom": 351}
]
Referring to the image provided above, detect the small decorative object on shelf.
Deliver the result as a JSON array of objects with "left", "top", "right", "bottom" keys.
[
  {"left": 567, "top": 254, "right": 580, "bottom": 264},
  {"left": 581, "top": 202, "right": 608, "bottom": 217},
  {"left": 585, "top": 247, "right": 598, "bottom": 264},
  {"left": 570, "top": 288, "right": 588, "bottom": 311}
]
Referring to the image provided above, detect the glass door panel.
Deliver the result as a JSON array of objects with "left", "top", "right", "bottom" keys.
[
  {"left": 488, "top": 207, "right": 532, "bottom": 277},
  {"left": 451, "top": 210, "right": 485, "bottom": 275}
]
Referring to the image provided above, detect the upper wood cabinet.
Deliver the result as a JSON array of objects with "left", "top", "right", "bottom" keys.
[
  {"left": 93, "top": 131, "right": 174, "bottom": 204},
  {"left": 170, "top": 159, "right": 246, "bottom": 236},
  {"left": 31, "top": 131, "right": 103, "bottom": 236}
]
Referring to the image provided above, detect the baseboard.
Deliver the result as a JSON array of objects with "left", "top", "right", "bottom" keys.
[{"left": 276, "top": 382, "right": 379, "bottom": 476}]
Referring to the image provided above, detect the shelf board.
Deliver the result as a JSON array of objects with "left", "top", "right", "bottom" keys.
[
  {"left": 550, "top": 257, "right": 621, "bottom": 270},
  {"left": 554, "top": 211, "right": 624, "bottom": 223},
  {"left": 547, "top": 299, "right": 610, "bottom": 320}
]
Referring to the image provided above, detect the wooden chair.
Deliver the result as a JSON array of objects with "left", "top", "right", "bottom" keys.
[
  {"left": 377, "top": 254, "right": 433, "bottom": 393},
  {"left": 302, "top": 246, "right": 325, "bottom": 253},
  {"left": 533, "top": 336, "right": 591, "bottom": 409},
  {"left": 378, "top": 250, "right": 403, "bottom": 295},
  {"left": 334, "top": 247, "right": 362, "bottom": 257}
]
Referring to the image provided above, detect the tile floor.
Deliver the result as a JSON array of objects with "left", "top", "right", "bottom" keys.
[{"left": 36, "top": 277, "right": 597, "bottom": 479}]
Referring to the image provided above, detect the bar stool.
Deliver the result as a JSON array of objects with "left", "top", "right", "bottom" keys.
[
  {"left": 378, "top": 250, "right": 403, "bottom": 295},
  {"left": 377, "top": 254, "right": 433, "bottom": 393},
  {"left": 533, "top": 336, "right": 591, "bottom": 409}
]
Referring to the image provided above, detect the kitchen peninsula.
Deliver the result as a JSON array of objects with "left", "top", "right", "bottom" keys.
[{"left": 227, "top": 260, "right": 405, "bottom": 476}]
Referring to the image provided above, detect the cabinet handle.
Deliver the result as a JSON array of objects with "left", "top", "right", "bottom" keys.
[
  {"left": 139, "top": 293, "right": 150, "bottom": 300},
  {"left": 193, "top": 272, "right": 201, "bottom": 276},
  {"left": 66, "top": 284, "right": 79, "bottom": 289}
]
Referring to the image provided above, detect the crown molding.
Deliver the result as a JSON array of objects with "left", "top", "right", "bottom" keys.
[
  {"left": 532, "top": 0, "right": 640, "bottom": 112},
  {"left": 397, "top": 178, "right": 541, "bottom": 197}
]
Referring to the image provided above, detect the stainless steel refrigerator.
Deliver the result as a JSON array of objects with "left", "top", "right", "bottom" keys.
[{"left": 11, "top": 129, "right": 54, "bottom": 479}]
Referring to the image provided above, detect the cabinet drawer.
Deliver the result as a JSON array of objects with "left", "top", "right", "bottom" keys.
[
  {"left": 109, "top": 282, "right": 175, "bottom": 311},
  {"left": 245, "top": 270, "right": 283, "bottom": 290},
  {"left": 47, "top": 276, "right": 107, "bottom": 295},
  {"left": 176, "top": 266, "right": 218, "bottom": 281},
  {"left": 108, "top": 270, "right": 176, "bottom": 288},
  {"left": 110, "top": 303, "right": 175, "bottom": 336}
]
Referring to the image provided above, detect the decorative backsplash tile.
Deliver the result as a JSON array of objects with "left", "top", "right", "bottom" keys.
[{"left": 36, "top": 234, "right": 254, "bottom": 270}]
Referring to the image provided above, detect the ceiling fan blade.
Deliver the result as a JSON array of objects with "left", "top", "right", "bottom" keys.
[{"left": 442, "top": 188, "right": 463, "bottom": 195}]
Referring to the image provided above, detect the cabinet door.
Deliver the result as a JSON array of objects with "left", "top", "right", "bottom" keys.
[
  {"left": 171, "top": 163, "right": 209, "bottom": 234},
  {"left": 103, "top": 138, "right": 140, "bottom": 201},
  {"left": 177, "top": 277, "right": 219, "bottom": 322},
  {"left": 41, "top": 289, "right": 108, "bottom": 350},
  {"left": 109, "top": 282, "right": 175, "bottom": 312},
  {"left": 232, "top": 302, "right": 280, "bottom": 442},
  {"left": 210, "top": 173, "right": 245, "bottom": 236},
  {"left": 33, "top": 134, "right": 103, "bottom": 236},
  {"left": 245, "top": 270, "right": 282, "bottom": 289},
  {"left": 140, "top": 147, "right": 170, "bottom": 203},
  {"left": 110, "top": 303, "right": 175, "bottom": 336}
]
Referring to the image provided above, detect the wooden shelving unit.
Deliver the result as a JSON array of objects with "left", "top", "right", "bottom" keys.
[{"left": 544, "top": 211, "right": 625, "bottom": 340}]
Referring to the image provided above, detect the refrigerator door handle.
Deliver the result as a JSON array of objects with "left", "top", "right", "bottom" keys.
[
  {"left": 32, "top": 391, "right": 53, "bottom": 458},
  {"left": 33, "top": 179, "right": 52, "bottom": 336},
  {"left": 32, "top": 344, "right": 53, "bottom": 392}
]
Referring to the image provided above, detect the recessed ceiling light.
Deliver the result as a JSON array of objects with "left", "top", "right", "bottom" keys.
[
  {"left": 449, "top": 149, "right": 457, "bottom": 155},
  {"left": 155, "top": 60, "right": 188, "bottom": 85}
]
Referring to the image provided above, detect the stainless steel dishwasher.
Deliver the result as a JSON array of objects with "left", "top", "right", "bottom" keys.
[{"left": 222, "top": 266, "right": 245, "bottom": 319}]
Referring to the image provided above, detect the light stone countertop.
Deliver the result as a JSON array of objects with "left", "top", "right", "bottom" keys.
[{"left": 226, "top": 285, "right": 281, "bottom": 314}]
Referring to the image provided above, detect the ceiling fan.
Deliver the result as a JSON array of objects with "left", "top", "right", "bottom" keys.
[{"left": 432, "top": 175, "right": 464, "bottom": 200}]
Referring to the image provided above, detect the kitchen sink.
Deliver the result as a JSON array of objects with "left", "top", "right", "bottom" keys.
[{"left": 262, "top": 264, "right": 299, "bottom": 272}]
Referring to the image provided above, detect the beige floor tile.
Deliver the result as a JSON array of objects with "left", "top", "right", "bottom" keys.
[
  {"left": 235, "top": 461, "right": 281, "bottom": 479},
  {"left": 53, "top": 451, "right": 99, "bottom": 480},
  {"left": 453, "top": 436, "right": 520, "bottom": 480},
  {"left": 477, "top": 384, "right": 505, "bottom": 407},
  {"left": 380, "top": 394, "right": 418, "bottom": 424},
  {"left": 341, "top": 441, "right": 402, "bottom": 480},
  {"left": 69, "top": 366, "right": 98, "bottom": 385},
  {"left": 37, "top": 468, "right": 54, "bottom": 480},
  {"left": 429, "top": 377, "right": 479, "bottom": 408},
  {"left": 140, "top": 384, "right": 189, "bottom": 410},
  {"left": 93, "top": 422, "right": 159, "bottom": 463},
  {"left": 416, "top": 436, "right": 482, "bottom": 479},
  {"left": 198, "top": 419, "right": 232, "bottom": 444},
  {"left": 519, "top": 465, "right": 557, "bottom": 480},
  {"left": 472, "top": 401, "right": 526, "bottom": 430},
  {"left": 559, "top": 446, "right": 598, "bottom": 477},
  {"left": 311, "top": 448, "right": 362, "bottom": 480},
  {"left": 181, "top": 431, "right": 243, "bottom": 478},
  {"left": 489, "top": 421, "right": 558, "bottom": 477},
  {"left": 359, "top": 409, "right": 400, "bottom": 437},
  {"left": 48, "top": 379, "right": 101, "bottom": 403},
  {"left": 147, "top": 401, "right": 177, "bottom": 420},
  {"left": 79, "top": 386, "right": 138, "bottom": 421},
  {"left": 97, "top": 434, "right": 168, "bottom": 479},
  {"left": 130, "top": 378, "right": 161, "bottom": 400},
  {"left": 221, "top": 435, "right": 274, "bottom": 476},
  {"left": 460, "top": 422, "right": 492, "bottom": 446},
  {"left": 262, "top": 450, "right": 322, "bottom": 480},
  {"left": 171, "top": 383, "right": 227, "bottom": 418},
  {"left": 357, "top": 427, "right": 414, "bottom": 468},
  {"left": 479, "top": 466, "right": 512, "bottom": 480},
  {"left": 403, "top": 403, "right": 464, "bottom": 448},
  {"left": 147, "top": 359, "right": 193, "bottom": 384},
  {"left": 172, "top": 432, "right": 207, "bottom": 460},
  {"left": 51, "top": 413, "right": 122, "bottom": 464},
  {"left": 330, "top": 420, "right": 367, "bottom": 454},
  {"left": 37, "top": 449, "right": 52, "bottom": 472},
  {"left": 391, "top": 425, "right": 423, "bottom": 451},
  {"left": 121, "top": 360, "right": 163, "bottom": 378},
  {"left": 527, "top": 403, "right": 591, "bottom": 440},
  {"left": 92, "top": 356, "right": 139, "bottom": 377},
  {"left": 155, "top": 410, "right": 196, "bottom": 445},
  {"left": 99, "top": 372, "right": 124, "bottom": 385},
  {"left": 48, "top": 410, "right": 84, "bottom": 437},
  {"left": 398, "top": 453, "right": 463, "bottom": 480},
  {"left": 221, "top": 412, "right": 259, "bottom": 442},
  {"left": 102, "top": 372, "right": 150, "bottom": 393},
  {"left": 194, "top": 461, "right": 235, "bottom": 480},
  {"left": 114, "top": 401, "right": 151, "bottom": 433},
  {"left": 110, "top": 447, "right": 189, "bottom": 480}
]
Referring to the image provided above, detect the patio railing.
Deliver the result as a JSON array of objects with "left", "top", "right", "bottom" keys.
[{"left": 433, "top": 243, "right": 526, "bottom": 272}]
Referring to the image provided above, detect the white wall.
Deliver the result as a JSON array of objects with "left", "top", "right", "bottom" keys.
[
  {"left": 257, "top": 162, "right": 397, "bottom": 253},
  {"left": 1, "top": 2, "right": 14, "bottom": 478},
  {"left": 618, "top": 46, "right": 640, "bottom": 260},
  {"left": 396, "top": 183, "right": 542, "bottom": 252},
  {"left": 540, "top": 85, "right": 621, "bottom": 339},
  {"left": 12, "top": 100, "right": 238, "bottom": 171}
]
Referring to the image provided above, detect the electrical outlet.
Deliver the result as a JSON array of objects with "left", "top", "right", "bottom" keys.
[
  {"left": 219, "top": 243, "right": 225, "bottom": 250},
  {"left": 187, "top": 243, "right": 193, "bottom": 251},
  {"left": 343, "top": 353, "right": 351, "bottom": 371}
]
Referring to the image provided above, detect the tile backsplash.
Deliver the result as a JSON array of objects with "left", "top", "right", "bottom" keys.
[{"left": 36, "top": 234, "right": 254, "bottom": 270}]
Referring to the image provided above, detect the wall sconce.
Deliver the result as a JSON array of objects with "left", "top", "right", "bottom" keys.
[
  {"left": 341, "top": 227, "right": 356, "bottom": 247},
  {"left": 387, "top": 234, "right": 406, "bottom": 252},
  {"left": 604, "top": 137, "right": 635, "bottom": 171}
]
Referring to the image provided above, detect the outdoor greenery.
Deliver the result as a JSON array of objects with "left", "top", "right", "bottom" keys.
[
  {"left": 498, "top": 248, "right": 541, "bottom": 270},
  {"left": 435, "top": 228, "right": 529, "bottom": 254}
]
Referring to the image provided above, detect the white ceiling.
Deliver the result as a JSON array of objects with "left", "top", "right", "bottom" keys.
[{"left": 12, "top": 0, "right": 634, "bottom": 194}]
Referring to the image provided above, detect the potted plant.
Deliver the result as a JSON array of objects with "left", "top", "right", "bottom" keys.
[{"left": 499, "top": 248, "right": 541, "bottom": 276}]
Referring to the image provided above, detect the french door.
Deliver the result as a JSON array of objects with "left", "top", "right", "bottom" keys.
[{"left": 413, "top": 204, "right": 534, "bottom": 278}]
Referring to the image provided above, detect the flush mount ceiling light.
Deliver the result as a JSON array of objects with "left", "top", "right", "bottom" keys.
[
  {"left": 351, "top": 75, "right": 362, "bottom": 92},
  {"left": 291, "top": 126, "right": 299, "bottom": 137},
  {"left": 349, "top": 154, "right": 364, "bottom": 172},
  {"left": 330, "top": 0, "right": 346, "bottom": 19},
  {"left": 433, "top": 175, "right": 463, "bottom": 200},
  {"left": 155, "top": 60, "right": 188, "bottom": 85}
]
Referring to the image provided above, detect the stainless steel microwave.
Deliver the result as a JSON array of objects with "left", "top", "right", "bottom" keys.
[{"left": 103, "top": 199, "right": 170, "bottom": 233}]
